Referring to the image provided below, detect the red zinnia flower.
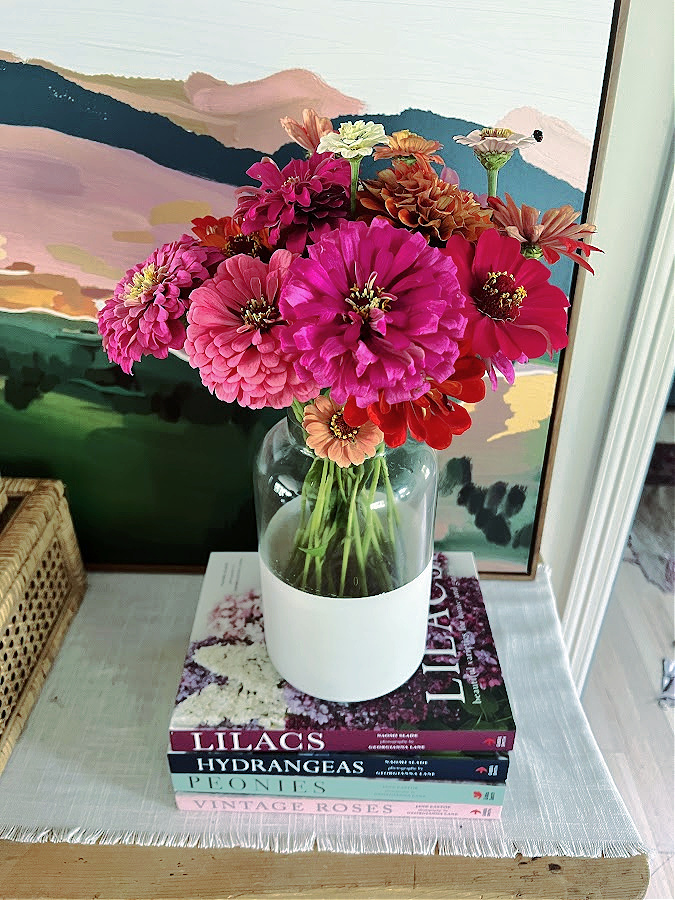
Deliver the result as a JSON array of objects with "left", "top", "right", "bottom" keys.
[
  {"left": 191, "top": 215, "right": 271, "bottom": 260},
  {"left": 343, "top": 347, "right": 486, "bottom": 450},
  {"left": 443, "top": 229, "right": 570, "bottom": 389}
]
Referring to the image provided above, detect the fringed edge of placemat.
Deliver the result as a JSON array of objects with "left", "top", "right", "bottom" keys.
[{"left": 0, "top": 821, "right": 649, "bottom": 859}]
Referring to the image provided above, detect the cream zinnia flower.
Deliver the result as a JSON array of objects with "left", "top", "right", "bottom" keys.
[
  {"left": 317, "top": 120, "right": 388, "bottom": 159},
  {"left": 453, "top": 127, "right": 536, "bottom": 154}
]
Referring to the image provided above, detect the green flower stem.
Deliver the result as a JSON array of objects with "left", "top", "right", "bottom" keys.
[
  {"left": 291, "top": 399, "right": 305, "bottom": 423},
  {"left": 294, "top": 458, "right": 321, "bottom": 550},
  {"left": 361, "top": 456, "right": 381, "bottom": 560},
  {"left": 314, "top": 464, "right": 334, "bottom": 586},
  {"left": 487, "top": 168, "right": 498, "bottom": 198},
  {"left": 350, "top": 484, "right": 368, "bottom": 596},
  {"left": 301, "top": 458, "right": 331, "bottom": 589},
  {"left": 349, "top": 158, "right": 361, "bottom": 216},
  {"left": 339, "top": 471, "right": 358, "bottom": 595},
  {"left": 381, "top": 458, "right": 400, "bottom": 547},
  {"left": 335, "top": 465, "right": 349, "bottom": 504}
]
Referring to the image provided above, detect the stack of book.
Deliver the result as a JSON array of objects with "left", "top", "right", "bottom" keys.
[{"left": 168, "top": 551, "right": 515, "bottom": 820}]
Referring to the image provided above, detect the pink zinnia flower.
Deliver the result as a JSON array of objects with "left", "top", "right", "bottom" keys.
[
  {"left": 443, "top": 229, "right": 570, "bottom": 389},
  {"left": 234, "top": 154, "right": 351, "bottom": 253},
  {"left": 279, "top": 218, "right": 467, "bottom": 408},
  {"left": 303, "top": 395, "right": 383, "bottom": 468},
  {"left": 279, "top": 108, "right": 335, "bottom": 154},
  {"left": 184, "top": 250, "right": 319, "bottom": 409},
  {"left": 488, "top": 194, "right": 601, "bottom": 273},
  {"left": 98, "top": 236, "right": 223, "bottom": 374}
]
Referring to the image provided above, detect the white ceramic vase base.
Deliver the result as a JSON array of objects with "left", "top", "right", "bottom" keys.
[{"left": 259, "top": 557, "right": 433, "bottom": 703}]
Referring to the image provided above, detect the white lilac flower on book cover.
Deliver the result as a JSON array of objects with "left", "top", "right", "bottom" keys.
[{"left": 169, "top": 551, "right": 516, "bottom": 753}]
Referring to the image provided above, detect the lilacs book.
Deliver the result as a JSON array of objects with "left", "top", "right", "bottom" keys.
[{"left": 169, "top": 552, "right": 515, "bottom": 753}]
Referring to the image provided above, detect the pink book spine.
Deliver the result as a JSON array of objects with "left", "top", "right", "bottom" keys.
[{"left": 174, "top": 792, "right": 502, "bottom": 820}]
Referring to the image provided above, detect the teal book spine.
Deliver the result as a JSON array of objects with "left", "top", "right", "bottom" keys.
[{"left": 170, "top": 773, "right": 506, "bottom": 805}]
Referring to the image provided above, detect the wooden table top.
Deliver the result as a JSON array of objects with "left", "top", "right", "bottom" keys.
[{"left": 0, "top": 840, "right": 650, "bottom": 899}]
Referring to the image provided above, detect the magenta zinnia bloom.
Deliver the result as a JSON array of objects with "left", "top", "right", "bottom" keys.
[
  {"left": 443, "top": 229, "right": 569, "bottom": 388},
  {"left": 234, "top": 154, "right": 351, "bottom": 253},
  {"left": 279, "top": 218, "right": 467, "bottom": 408},
  {"left": 98, "top": 236, "right": 223, "bottom": 374},
  {"left": 185, "top": 250, "right": 319, "bottom": 409}
]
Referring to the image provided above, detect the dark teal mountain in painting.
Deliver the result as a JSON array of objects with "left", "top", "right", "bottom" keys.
[{"left": 0, "top": 60, "right": 583, "bottom": 271}]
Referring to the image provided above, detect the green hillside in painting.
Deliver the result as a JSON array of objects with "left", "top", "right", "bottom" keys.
[{"left": 0, "top": 309, "right": 282, "bottom": 566}]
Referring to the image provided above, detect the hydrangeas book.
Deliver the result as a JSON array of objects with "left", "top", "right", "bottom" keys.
[{"left": 169, "top": 551, "right": 515, "bottom": 753}]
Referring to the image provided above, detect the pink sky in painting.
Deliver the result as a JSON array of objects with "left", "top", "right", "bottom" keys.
[
  {"left": 0, "top": 54, "right": 364, "bottom": 154},
  {"left": 497, "top": 108, "right": 591, "bottom": 191},
  {"left": 0, "top": 124, "right": 238, "bottom": 309}
]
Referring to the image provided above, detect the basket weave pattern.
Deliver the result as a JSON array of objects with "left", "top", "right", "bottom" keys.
[
  {"left": 0, "top": 476, "right": 7, "bottom": 515},
  {"left": 0, "top": 478, "right": 87, "bottom": 773}
]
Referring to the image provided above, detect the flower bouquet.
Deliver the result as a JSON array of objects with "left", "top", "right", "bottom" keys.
[{"left": 98, "top": 112, "right": 599, "bottom": 700}]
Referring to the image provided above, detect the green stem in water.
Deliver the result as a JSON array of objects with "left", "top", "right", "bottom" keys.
[
  {"left": 361, "top": 456, "right": 381, "bottom": 560},
  {"left": 339, "top": 467, "right": 361, "bottom": 594},
  {"left": 350, "top": 484, "right": 368, "bottom": 596},
  {"left": 301, "top": 458, "right": 331, "bottom": 589},
  {"left": 314, "top": 464, "right": 334, "bottom": 588},
  {"left": 381, "top": 456, "right": 399, "bottom": 548}
]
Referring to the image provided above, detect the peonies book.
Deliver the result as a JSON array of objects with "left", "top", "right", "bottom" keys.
[
  {"left": 169, "top": 551, "right": 515, "bottom": 753},
  {"left": 170, "top": 772, "right": 506, "bottom": 805}
]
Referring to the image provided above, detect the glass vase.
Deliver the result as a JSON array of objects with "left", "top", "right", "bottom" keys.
[{"left": 253, "top": 410, "right": 438, "bottom": 702}]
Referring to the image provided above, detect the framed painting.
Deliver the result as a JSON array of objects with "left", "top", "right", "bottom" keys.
[{"left": 0, "top": 1, "right": 617, "bottom": 573}]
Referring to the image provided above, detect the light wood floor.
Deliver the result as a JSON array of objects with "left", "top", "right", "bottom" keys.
[{"left": 582, "top": 420, "right": 674, "bottom": 900}]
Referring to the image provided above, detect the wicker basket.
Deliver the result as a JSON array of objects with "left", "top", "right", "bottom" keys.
[
  {"left": 0, "top": 475, "right": 7, "bottom": 516},
  {"left": 0, "top": 478, "right": 87, "bottom": 774}
]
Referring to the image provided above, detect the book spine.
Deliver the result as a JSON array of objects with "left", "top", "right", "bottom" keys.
[
  {"left": 167, "top": 751, "right": 509, "bottom": 783},
  {"left": 170, "top": 773, "right": 506, "bottom": 805},
  {"left": 169, "top": 728, "right": 515, "bottom": 754},
  {"left": 174, "top": 792, "right": 503, "bottom": 820}
]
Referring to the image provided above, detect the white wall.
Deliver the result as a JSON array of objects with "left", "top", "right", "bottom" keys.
[
  {"left": 540, "top": 0, "right": 674, "bottom": 686},
  {"left": 3, "top": 0, "right": 613, "bottom": 140}
]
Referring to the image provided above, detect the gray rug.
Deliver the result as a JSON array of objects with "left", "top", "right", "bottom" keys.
[{"left": 624, "top": 444, "right": 674, "bottom": 594}]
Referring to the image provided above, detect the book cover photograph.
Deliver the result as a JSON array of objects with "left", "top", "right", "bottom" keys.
[{"left": 169, "top": 552, "right": 515, "bottom": 753}]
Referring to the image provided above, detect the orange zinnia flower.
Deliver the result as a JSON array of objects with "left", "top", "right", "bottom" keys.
[
  {"left": 191, "top": 216, "right": 271, "bottom": 261},
  {"left": 374, "top": 130, "right": 444, "bottom": 171},
  {"left": 303, "top": 395, "right": 383, "bottom": 468},
  {"left": 359, "top": 161, "right": 492, "bottom": 245},
  {"left": 488, "top": 194, "right": 601, "bottom": 273},
  {"left": 279, "top": 108, "right": 335, "bottom": 154}
]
